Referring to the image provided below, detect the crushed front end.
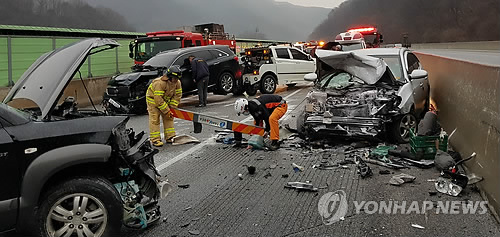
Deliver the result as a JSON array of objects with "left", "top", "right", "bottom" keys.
[
  {"left": 109, "top": 118, "right": 172, "bottom": 229},
  {"left": 303, "top": 84, "right": 401, "bottom": 139}
]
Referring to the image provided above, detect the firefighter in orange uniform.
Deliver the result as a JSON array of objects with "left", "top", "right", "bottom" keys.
[{"left": 146, "top": 65, "right": 183, "bottom": 147}]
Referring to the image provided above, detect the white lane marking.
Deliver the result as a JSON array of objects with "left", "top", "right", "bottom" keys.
[
  {"left": 157, "top": 138, "right": 216, "bottom": 171},
  {"left": 240, "top": 88, "right": 304, "bottom": 123}
]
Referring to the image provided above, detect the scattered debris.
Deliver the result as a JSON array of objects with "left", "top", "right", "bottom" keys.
[
  {"left": 379, "top": 170, "right": 391, "bottom": 175},
  {"left": 180, "top": 222, "right": 190, "bottom": 228},
  {"left": 389, "top": 173, "right": 416, "bottom": 186},
  {"left": 411, "top": 224, "right": 425, "bottom": 229},
  {"left": 292, "top": 163, "right": 305, "bottom": 172},
  {"left": 400, "top": 158, "right": 434, "bottom": 169},
  {"left": 162, "top": 217, "right": 168, "bottom": 222},
  {"left": 178, "top": 184, "right": 190, "bottom": 189},
  {"left": 248, "top": 135, "right": 265, "bottom": 150},
  {"left": 356, "top": 157, "right": 372, "bottom": 178},
  {"left": 238, "top": 174, "right": 243, "bottom": 180},
  {"left": 264, "top": 172, "right": 272, "bottom": 179},
  {"left": 172, "top": 134, "right": 201, "bottom": 145},
  {"left": 284, "top": 182, "right": 318, "bottom": 192},
  {"left": 282, "top": 174, "right": 289, "bottom": 178},
  {"left": 188, "top": 230, "right": 201, "bottom": 235},
  {"left": 184, "top": 206, "right": 192, "bottom": 211},
  {"left": 417, "top": 111, "right": 441, "bottom": 136},
  {"left": 191, "top": 217, "right": 200, "bottom": 222},
  {"left": 247, "top": 166, "right": 256, "bottom": 175},
  {"left": 428, "top": 191, "right": 437, "bottom": 196},
  {"left": 435, "top": 173, "right": 468, "bottom": 196},
  {"left": 435, "top": 150, "right": 456, "bottom": 171},
  {"left": 467, "top": 173, "right": 483, "bottom": 185}
]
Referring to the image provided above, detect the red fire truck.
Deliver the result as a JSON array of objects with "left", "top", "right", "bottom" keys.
[{"left": 129, "top": 23, "right": 236, "bottom": 64}]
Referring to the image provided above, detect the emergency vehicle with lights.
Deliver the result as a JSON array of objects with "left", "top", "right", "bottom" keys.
[
  {"left": 129, "top": 23, "right": 236, "bottom": 64},
  {"left": 335, "top": 26, "right": 383, "bottom": 51}
]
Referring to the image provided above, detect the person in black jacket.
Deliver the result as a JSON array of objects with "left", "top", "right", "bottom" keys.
[
  {"left": 234, "top": 95, "right": 288, "bottom": 150},
  {"left": 189, "top": 56, "right": 210, "bottom": 107}
]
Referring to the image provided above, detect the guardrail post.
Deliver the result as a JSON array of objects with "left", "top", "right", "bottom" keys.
[
  {"left": 7, "top": 36, "right": 13, "bottom": 87},
  {"left": 87, "top": 55, "right": 92, "bottom": 78},
  {"left": 115, "top": 47, "right": 119, "bottom": 74}
]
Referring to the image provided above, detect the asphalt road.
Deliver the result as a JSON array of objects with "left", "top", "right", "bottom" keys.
[
  {"left": 415, "top": 49, "right": 500, "bottom": 67},
  {"left": 120, "top": 83, "right": 499, "bottom": 237}
]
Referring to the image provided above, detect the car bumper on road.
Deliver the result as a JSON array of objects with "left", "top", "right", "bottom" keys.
[{"left": 305, "top": 115, "right": 384, "bottom": 137}]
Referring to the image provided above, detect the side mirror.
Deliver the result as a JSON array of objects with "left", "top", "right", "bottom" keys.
[
  {"left": 304, "top": 73, "right": 318, "bottom": 82},
  {"left": 308, "top": 55, "right": 312, "bottom": 61},
  {"left": 128, "top": 42, "right": 134, "bottom": 59},
  {"left": 409, "top": 69, "right": 428, "bottom": 80}
]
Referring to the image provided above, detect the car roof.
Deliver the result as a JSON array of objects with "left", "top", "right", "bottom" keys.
[
  {"left": 156, "top": 45, "right": 230, "bottom": 57},
  {"left": 352, "top": 48, "right": 408, "bottom": 56}
]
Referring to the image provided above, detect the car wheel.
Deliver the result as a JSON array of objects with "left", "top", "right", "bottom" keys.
[
  {"left": 38, "top": 177, "right": 123, "bottom": 237},
  {"left": 217, "top": 72, "right": 234, "bottom": 94},
  {"left": 390, "top": 113, "right": 417, "bottom": 143},
  {"left": 260, "top": 74, "right": 277, "bottom": 94},
  {"left": 245, "top": 84, "right": 258, "bottom": 96}
]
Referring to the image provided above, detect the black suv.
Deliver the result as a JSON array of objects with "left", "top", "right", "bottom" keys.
[
  {"left": 105, "top": 45, "right": 241, "bottom": 114},
  {"left": 0, "top": 39, "right": 167, "bottom": 237}
]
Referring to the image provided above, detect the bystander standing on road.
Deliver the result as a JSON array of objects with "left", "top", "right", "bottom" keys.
[{"left": 189, "top": 55, "right": 210, "bottom": 107}]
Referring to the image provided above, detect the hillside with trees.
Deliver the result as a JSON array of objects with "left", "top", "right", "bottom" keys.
[{"left": 309, "top": 0, "right": 500, "bottom": 43}]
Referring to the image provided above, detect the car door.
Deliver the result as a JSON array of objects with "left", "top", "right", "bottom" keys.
[
  {"left": 289, "top": 48, "right": 315, "bottom": 83},
  {"left": 273, "top": 48, "right": 295, "bottom": 84},
  {"left": 0, "top": 120, "right": 19, "bottom": 231},
  {"left": 406, "top": 52, "right": 428, "bottom": 114},
  {"left": 172, "top": 53, "right": 195, "bottom": 93}
]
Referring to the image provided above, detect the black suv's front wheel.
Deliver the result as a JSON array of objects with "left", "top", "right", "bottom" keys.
[{"left": 38, "top": 177, "right": 123, "bottom": 237}]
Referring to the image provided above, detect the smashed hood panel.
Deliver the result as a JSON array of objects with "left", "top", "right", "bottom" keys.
[{"left": 315, "top": 50, "right": 387, "bottom": 84}]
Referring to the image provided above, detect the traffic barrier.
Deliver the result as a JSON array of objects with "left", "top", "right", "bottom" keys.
[
  {"left": 170, "top": 108, "right": 265, "bottom": 136},
  {"left": 416, "top": 52, "right": 500, "bottom": 221}
]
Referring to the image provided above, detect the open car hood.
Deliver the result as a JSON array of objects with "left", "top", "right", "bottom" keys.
[
  {"left": 3, "top": 38, "right": 119, "bottom": 118},
  {"left": 315, "top": 49, "right": 387, "bottom": 84}
]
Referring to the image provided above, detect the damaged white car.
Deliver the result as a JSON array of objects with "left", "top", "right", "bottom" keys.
[{"left": 297, "top": 49, "right": 430, "bottom": 143}]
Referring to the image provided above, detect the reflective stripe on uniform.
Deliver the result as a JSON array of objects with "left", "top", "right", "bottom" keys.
[
  {"left": 175, "top": 89, "right": 182, "bottom": 94},
  {"left": 154, "top": 90, "right": 165, "bottom": 96},
  {"left": 165, "top": 128, "right": 175, "bottom": 133},
  {"left": 158, "top": 102, "right": 168, "bottom": 110},
  {"left": 150, "top": 132, "right": 161, "bottom": 138},
  {"left": 169, "top": 100, "right": 179, "bottom": 106},
  {"left": 146, "top": 97, "right": 155, "bottom": 104}
]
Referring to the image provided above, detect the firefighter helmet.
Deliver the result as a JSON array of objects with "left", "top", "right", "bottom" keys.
[
  {"left": 234, "top": 98, "right": 249, "bottom": 116},
  {"left": 165, "top": 65, "right": 182, "bottom": 79}
]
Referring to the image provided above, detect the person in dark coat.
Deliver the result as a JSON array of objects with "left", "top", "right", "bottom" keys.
[{"left": 189, "top": 56, "right": 210, "bottom": 107}]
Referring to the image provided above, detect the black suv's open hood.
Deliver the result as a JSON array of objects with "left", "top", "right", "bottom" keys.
[{"left": 3, "top": 38, "right": 119, "bottom": 119}]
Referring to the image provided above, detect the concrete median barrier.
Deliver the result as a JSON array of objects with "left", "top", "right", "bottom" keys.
[{"left": 416, "top": 52, "right": 500, "bottom": 220}]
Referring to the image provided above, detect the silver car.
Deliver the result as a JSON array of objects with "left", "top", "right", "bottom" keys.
[{"left": 298, "top": 48, "right": 430, "bottom": 143}]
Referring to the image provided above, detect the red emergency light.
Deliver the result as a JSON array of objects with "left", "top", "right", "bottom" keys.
[{"left": 348, "top": 27, "right": 377, "bottom": 34}]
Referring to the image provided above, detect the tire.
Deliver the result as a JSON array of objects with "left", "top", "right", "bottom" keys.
[
  {"left": 286, "top": 83, "right": 297, "bottom": 87},
  {"left": 260, "top": 74, "right": 277, "bottom": 94},
  {"left": 245, "top": 84, "right": 258, "bottom": 96},
  {"left": 37, "top": 177, "right": 123, "bottom": 237},
  {"left": 389, "top": 113, "right": 417, "bottom": 143},
  {"left": 217, "top": 72, "right": 234, "bottom": 94}
]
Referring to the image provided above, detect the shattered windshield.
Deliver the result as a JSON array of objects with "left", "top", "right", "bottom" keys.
[
  {"left": 369, "top": 55, "right": 403, "bottom": 80},
  {"left": 319, "top": 71, "right": 364, "bottom": 90}
]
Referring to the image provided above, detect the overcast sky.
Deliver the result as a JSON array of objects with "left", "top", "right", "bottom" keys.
[{"left": 276, "top": 0, "right": 346, "bottom": 8}]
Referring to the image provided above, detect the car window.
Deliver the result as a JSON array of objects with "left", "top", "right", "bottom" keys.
[
  {"left": 195, "top": 40, "right": 202, "bottom": 46},
  {"left": 173, "top": 54, "right": 191, "bottom": 67},
  {"left": 275, "top": 48, "right": 290, "bottom": 59},
  {"left": 319, "top": 72, "right": 363, "bottom": 90},
  {"left": 290, "top": 48, "right": 309, "bottom": 61},
  {"left": 191, "top": 50, "right": 214, "bottom": 61},
  {"left": 209, "top": 50, "right": 229, "bottom": 59},
  {"left": 407, "top": 53, "right": 421, "bottom": 73},
  {"left": 144, "top": 53, "right": 177, "bottom": 67},
  {"left": 184, "top": 40, "right": 193, "bottom": 47},
  {"left": 370, "top": 55, "right": 403, "bottom": 81}
]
